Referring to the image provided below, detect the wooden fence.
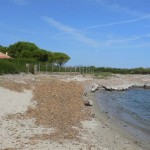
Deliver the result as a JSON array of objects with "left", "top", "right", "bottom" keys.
[{"left": 26, "top": 63, "right": 95, "bottom": 74}]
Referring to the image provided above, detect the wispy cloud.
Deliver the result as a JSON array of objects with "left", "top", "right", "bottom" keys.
[
  {"left": 102, "top": 34, "right": 150, "bottom": 46},
  {"left": 10, "top": 0, "right": 28, "bottom": 5},
  {"left": 91, "top": 0, "right": 143, "bottom": 16},
  {"left": 105, "top": 37, "right": 139, "bottom": 45},
  {"left": 86, "top": 15, "right": 150, "bottom": 29},
  {"left": 42, "top": 16, "right": 99, "bottom": 47}
]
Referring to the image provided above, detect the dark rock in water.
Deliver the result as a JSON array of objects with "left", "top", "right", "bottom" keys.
[
  {"left": 84, "top": 100, "right": 93, "bottom": 106},
  {"left": 102, "top": 85, "right": 130, "bottom": 91},
  {"left": 102, "top": 83, "right": 147, "bottom": 91},
  {"left": 144, "top": 83, "right": 150, "bottom": 89},
  {"left": 91, "top": 84, "right": 99, "bottom": 92}
]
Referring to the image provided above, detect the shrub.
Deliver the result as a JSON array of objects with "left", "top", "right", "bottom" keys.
[{"left": 0, "top": 60, "right": 20, "bottom": 74}]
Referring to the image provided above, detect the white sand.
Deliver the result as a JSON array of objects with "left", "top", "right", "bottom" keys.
[
  {"left": 0, "top": 86, "right": 56, "bottom": 149},
  {"left": 0, "top": 87, "right": 33, "bottom": 117}
]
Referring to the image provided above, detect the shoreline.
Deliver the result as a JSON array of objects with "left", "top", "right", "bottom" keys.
[
  {"left": 82, "top": 74, "right": 150, "bottom": 150},
  {"left": 97, "top": 88, "right": 150, "bottom": 141},
  {"left": 86, "top": 89, "right": 150, "bottom": 150}
]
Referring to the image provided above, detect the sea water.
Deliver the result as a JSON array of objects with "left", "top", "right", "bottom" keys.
[{"left": 97, "top": 88, "right": 150, "bottom": 143}]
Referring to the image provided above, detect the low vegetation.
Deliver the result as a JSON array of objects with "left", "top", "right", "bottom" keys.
[
  {"left": 94, "top": 72, "right": 114, "bottom": 79},
  {"left": 94, "top": 67, "right": 150, "bottom": 74},
  {"left": 0, "top": 59, "right": 21, "bottom": 74}
]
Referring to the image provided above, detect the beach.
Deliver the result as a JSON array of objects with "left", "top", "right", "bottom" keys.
[{"left": 0, "top": 73, "right": 150, "bottom": 150}]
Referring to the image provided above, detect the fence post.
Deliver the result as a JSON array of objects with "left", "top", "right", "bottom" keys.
[
  {"left": 26, "top": 64, "right": 29, "bottom": 73},
  {"left": 38, "top": 63, "right": 40, "bottom": 72},
  {"left": 34, "top": 65, "right": 37, "bottom": 74}
]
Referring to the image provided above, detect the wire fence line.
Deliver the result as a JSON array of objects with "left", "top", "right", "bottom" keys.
[{"left": 26, "top": 63, "right": 95, "bottom": 74}]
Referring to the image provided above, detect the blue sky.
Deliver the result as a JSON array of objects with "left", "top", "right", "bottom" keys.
[{"left": 0, "top": 0, "right": 150, "bottom": 68}]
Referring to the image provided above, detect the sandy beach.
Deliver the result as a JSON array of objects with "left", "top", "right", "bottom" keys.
[{"left": 0, "top": 73, "right": 150, "bottom": 150}]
